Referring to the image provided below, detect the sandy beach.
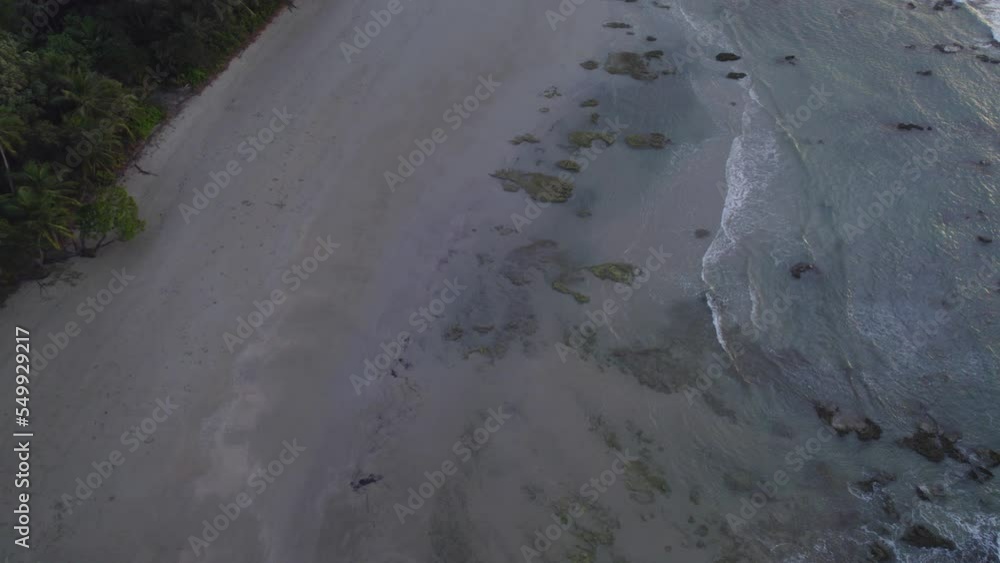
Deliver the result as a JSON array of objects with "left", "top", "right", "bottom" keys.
[
  {"left": 0, "top": 0, "right": 736, "bottom": 560},
  {"left": 6, "top": 0, "right": 997, "bottom": 560}
]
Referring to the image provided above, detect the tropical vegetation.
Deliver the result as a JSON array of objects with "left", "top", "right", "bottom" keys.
[{"left": 0, "top": 0, "right": 286, "bottom": 300}]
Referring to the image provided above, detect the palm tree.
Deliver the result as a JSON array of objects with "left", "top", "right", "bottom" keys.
[
  {"left": 0, "top": 108, "right": 25, "bottom": 193},
  {"left": 56, "top": 70, "right": 136, "bottom": 121},
  {"left": 0, "top": 162, "right": 80, "bottom": 255}
]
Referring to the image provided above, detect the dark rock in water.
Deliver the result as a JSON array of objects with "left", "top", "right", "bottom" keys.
[
  {"left": 790, "top": 262, "right": 816, "bottom": 278},
  {"left": 916, "top": 70, "right": 933, "bottom": 76},
  {"left": 813, "top": 402, "right": 882, "bottom": 440},
  {"left": 603, "top": 21, "right": 632, "bottom": 29},
  {"left": 906, "top": 1, "right": 916, "bottom": 8},
  {"left": 646, "top": 35, "right": 657, "bottom": 41},
  {"left": 899, "top": 423, "right": 961, "bottom": 462},
  {"left": 975, "top": 54, "right": 1000, "bottom": 64},
  {"left": 977, "top": 235, "right": 993, "bottom": 244},
  {"left": 869, "top": 541, "right": 894, "bottom": 561},
  {"left": 915, "top": 483, "right": 946, "bottom": 501},
  {"left": 580, "top": 60, "right": 599, "bottom": 70},
  {"left": 932, "top": 0, "right": 958, "bottom": 10},
  {"left": 716, "top": 52, "right": 741, "bottom": 61},
  {"left": 694, "top": 228, "right": 711, "bottom": 238},
  {"left": 726, "top": 72, "right": 747, "bottom": 79},
  {"left": 856, "top": 471, "right": 896, "bottom": 493},
  {"left": 644, "top": 49, "right": 664, "bottom": 59},
  {"left": 900, "top": 524, "right": 957, "bottom": 550},
  {"left": 974, "top": 448, "right": 1000, "bottom": 467},
  {"left": 933, "top": 43, "right": 963, "bottom": 53},
  {"left": 856, "top": 418, "right": 883, "bottom": 441},
  {"left": 783, "top": 55, "right": 797, "bottom": 65},
  {"left": 968, "top": 465, "right": 994, "bottom": 482},
  {"left": 897, "top": 123, "right": 928, "bottom": 131}
]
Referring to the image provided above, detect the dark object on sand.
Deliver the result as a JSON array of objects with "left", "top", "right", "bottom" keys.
[
  {"left": 726, "top": 72, "right": 747, "bottom": 79},
  {"left": 901, "top": 524, "right": 957, "bottom": 550},
  {"left": 646, "top": 35, "right": 657, "bottom": 41},
  {"left": 580, "top": 60, "right": 599, "bottom": 70},
  {"left": 916, "top": 70, "right": 933, "bottom": 76},
  {"left": 790, "top": 262, "right": 815, "bottom": 278},
  {"left": 604, "top": 21, "right": 632, "bottom": 29},
  {"left": 694, "top": 228, "right": 711, "bottom": 238},
  {"left": 977, "top": 235, "right": 993, "bottom": 244},
  {"left": 784, "top": 55, "right": 797, "bottom": 64},
  {"left": 897, "top": 123, "right": 928, "bottom": 131},
  {"left": 351, "top": 473, "right": 383, "bottom": 491},
  {"left": 716, "top": 52, "right": 741, "bottom": 61}
]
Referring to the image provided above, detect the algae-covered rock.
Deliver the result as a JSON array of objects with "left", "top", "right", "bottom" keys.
[
  {"left": 587, "top": 263, "right": 638, "bottom": 284},
  {"left": 715, "top": 52, "right": 741, "bottom": 61},
  {"left": 569, "top": 130, "right": 617, "bottom": 148},
  {"left": 509, "top": 133, "right": 540, "bottom": 145},
  {"left": 604, "top": 51, "right": 659, "bottom": 81},
  {"left": 557, "top": 159, "right": 582, "bottom": 172},
  {"left": 726, "top": 72, "right": 747, "bottom": 79},
  {"left": 604, "top": 50, "right": 676, "bottom": 81},
  {"left": 543, "top": 86, "right": 562, "bottom": 98},
  {"left": 580, "top": 98, "right": 599, "bottom": 107},
  {"left": 589, "top": 112, "right": 600, "bottom": 124},
  {"left": 580, "top": 60, "right": 599, "bottom": 70},
  {"left": 552, "top": 280, "right": 590, "bottom": 303},
  {"left": 490, "top": 169, "right": 574, "bottom": 202},
  {"left": 625, "top": 133, "right": 669, "bottom": 149},
  {"left": 603, "top": 21, "right": 632, "bottom": 28}
]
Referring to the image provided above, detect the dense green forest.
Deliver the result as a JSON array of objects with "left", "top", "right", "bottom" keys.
[{"left": 0, "top": 0, "right": 286, "bottom": 299}]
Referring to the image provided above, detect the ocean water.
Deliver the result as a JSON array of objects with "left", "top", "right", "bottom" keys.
[{"left": 691, "top": 0, "right": 1000, "bottom": 560}]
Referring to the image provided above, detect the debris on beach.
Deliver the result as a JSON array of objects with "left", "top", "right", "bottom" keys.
[
  {"left": 509, "top": 133, "right": 540, "bottom": 145},
  {"left": 604, "top": 51, "right": 664, "bottom": 80}
]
